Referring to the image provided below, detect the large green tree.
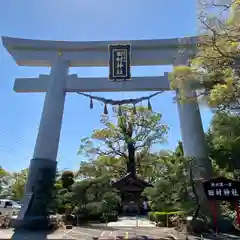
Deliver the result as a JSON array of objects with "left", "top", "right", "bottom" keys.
[
  {"left": 207, "top": 111, "right": 240, "bottom": 174},
  {"left": 77, "top": 150, "right": 171, "bottom": 183},
  {"left": 68, "top": 175, "right": 120, "bottom": 220},
  {"left": 196, "top": 0, "right": 240, "bottom": 108},
  {"left": 11, "top": 168, "right": 28, "bottom": 200},
  {"left": 77, "top": 156, "right": 126, "bottom": 179},
  {"left": 144, "top": 152, "right": 192, "bottom": 213},
  {"left": 61, "top": 171, "right": 75, "bottom": 190},
  {"left": 170, "top": 1, "right": 240, "bottom": 109},
  {"left": 78, "top": 106, "right": 168, "bottom": 177},
  {"left": 0, "top": 166, "right": 11, "bottom": 197}
]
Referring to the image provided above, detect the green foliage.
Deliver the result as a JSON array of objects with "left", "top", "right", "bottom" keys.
[
  {"left": 61, "top": 171, "right": 75, "bottom": 189},
  {"left": 144, "top": 151, "right": 193, "bottom": 213},
  {"left": 0, "top": 166, "right": 8, "bottom": 178},
  {"left": 11, "top": 168, "right": 28, "bottom": 200},
  {"left": 2, "top": 106, "right": 240, "bottom": 224},
  {"left": 77, "top": 156, "right": 126, "bottom": 179},
  {"left": 168, "top": 65, "right": 202, "bottom": 98},
  {"left": 65, "top": 175, "right": 120, "bottom": 221},
  {"left": 75, "top": 109, "right": 240, "bottom": 220},
  {"left": 86, "top": 202, "right": 103, "bottom": 216},
  {"left": 78, "top": 106, "right": 169, "bottom": 162},
  {"left": 171, "top": 1, "right": 240, "bottom": 108},
  {"left": 173, "top": 141, "right": 184, "bottom": 157},
  {"left": 207, "top": 112, "right": 240, "bottom": 172},
  {"left": 48, "top": 181, "right": 64, "bottom": 214},
  {"left": 42, "top": 111, "right": 240, "bottom": 221},
  {"left": 148, "top": 211, "right": 184, "bottom": 226},
  {"left": 0, "top": 166, "right": 11, "bottom": 196}
]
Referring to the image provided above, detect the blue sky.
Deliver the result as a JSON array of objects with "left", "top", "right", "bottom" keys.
[{"left": 0, "top": 0, "right": 213, "bottom": 172}]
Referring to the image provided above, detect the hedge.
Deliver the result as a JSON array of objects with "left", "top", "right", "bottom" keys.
[{"left": 148, "top": 211, "right": 184, "bottom": 226}]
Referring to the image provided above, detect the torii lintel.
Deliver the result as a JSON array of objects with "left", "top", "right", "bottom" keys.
[
  {"left": 14, "top": 73, "right": 171, "bottom": 93},
  {"left": 2, "top": 36, "right": 198, "bottom": 67}
]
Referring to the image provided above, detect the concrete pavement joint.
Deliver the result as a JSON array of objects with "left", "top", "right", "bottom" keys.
[{"left": 59, "top": 229, "right": 74, "bottom": 239}]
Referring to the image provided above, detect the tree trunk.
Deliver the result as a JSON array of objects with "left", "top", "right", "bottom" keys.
[{"left": 127, "top": 142, "right": 136, "bottom": 177}]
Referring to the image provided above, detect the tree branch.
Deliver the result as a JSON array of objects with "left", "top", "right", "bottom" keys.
[{"left": 199, "top": 0, "right": 237, "bottom": 12}]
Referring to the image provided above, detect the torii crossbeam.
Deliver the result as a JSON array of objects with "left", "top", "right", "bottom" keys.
[{"left": 14, "top": 73, "right": 171, "bottom": 93}]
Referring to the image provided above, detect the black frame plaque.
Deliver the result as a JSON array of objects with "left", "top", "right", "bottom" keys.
[
  {"left": 202, "top": 177, "right": 240, "bottom": 201},
  {"left": 108, "top": 44, "right": 131, "bottom": 81}
]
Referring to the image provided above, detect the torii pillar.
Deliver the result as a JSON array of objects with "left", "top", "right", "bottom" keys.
[
  {"left": 174, "top": 52, "right": 214, "bottom": 217},
  {"left": 17, "top": 58, "right": 68, "bottom": 228}
]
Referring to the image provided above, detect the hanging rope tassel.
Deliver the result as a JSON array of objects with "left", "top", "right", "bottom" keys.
[
  {"left": 148, "top": 99, "right": 152, "bottom": 111},
  {"left": 104, "top": 104, "right": 108, "bottom": 114},
  {"left": 118, "top": 106, "right": 122, "bottom": 116},
  {"left": 90, "top": 98, "right": 93, "bottom": 109},
  {"left": 133, "top": 104, "right": 137, "bottom": 114}
]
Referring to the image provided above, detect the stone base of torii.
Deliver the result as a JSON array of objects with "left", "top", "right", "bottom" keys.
[{"left": 2, "top": 36, "right": 212, "bottom": 229}]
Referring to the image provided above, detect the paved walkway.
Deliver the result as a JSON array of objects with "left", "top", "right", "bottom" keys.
[
  {"left": 107, "top": 216, "right": 156, "bottom": 227},
  {"left": 0, "top": 227, "right": 181, "bottom": 239},
  {"left": 2, "top": 227, "right": 240, "bottom": 239},
  {"left": 1, "top": 216, "right": 239, "bottom": 239}
]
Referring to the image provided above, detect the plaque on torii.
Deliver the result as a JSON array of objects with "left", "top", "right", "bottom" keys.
[{"left": 108, "top": 44, "right": 131, "bottom": 81}]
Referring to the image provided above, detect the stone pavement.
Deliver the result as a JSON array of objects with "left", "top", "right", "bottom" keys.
[
  {"left": 0, "top": 228, "right": 70, "bottom": 239},
  {"left": 2, "top": 227, "right": 240, "bottom": 239},
  {"left": 0, "top": 226, "right": 182, "bottom": 240},
  {"left": 107, "top": 216, "right": 156, "bottom": 228},
  {"left": 1, "top": 216, "right": 239, "bottom": 239}
]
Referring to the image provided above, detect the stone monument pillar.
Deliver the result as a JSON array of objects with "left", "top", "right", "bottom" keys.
[{"left": 14, "top": 58, "right": 69, "bottom": 229}]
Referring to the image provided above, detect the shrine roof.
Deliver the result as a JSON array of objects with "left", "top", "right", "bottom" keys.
[
  {"left": 112, "top": 173, "right": 153, "bottom": 188},
  {"left": 2, "top": 36, "right": 198, "bottom": 67}
]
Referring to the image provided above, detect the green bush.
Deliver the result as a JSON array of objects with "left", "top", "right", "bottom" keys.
[
  {"left": 148, "top": 212, "right": 156, "bottom": 222},
  {"left": 75, "top": 203, "right": 118, "bottom": 223},
  {"left": 155, "top": 212, "right": 167, "bottom": 223},
  {"left": 148, "top": 211, "right": 184, "bottom": 226},
  {"left": 105, "top": 210, "right": 118, "bottom": 222}
]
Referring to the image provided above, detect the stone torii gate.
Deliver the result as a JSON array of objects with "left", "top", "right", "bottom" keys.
[{"left": 2, "top": 36, "right": 212, "bottom": 228}]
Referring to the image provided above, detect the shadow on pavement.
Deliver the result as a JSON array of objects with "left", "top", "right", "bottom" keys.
[
  {"left": 188, "top": 232, "right": 240, "bottom": 240},
  {"left": 10, "top": 229, "right": 63, "bottom": 240},
  {"left": 80, "top": 224, "right": 118, "bottom": 231}
]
